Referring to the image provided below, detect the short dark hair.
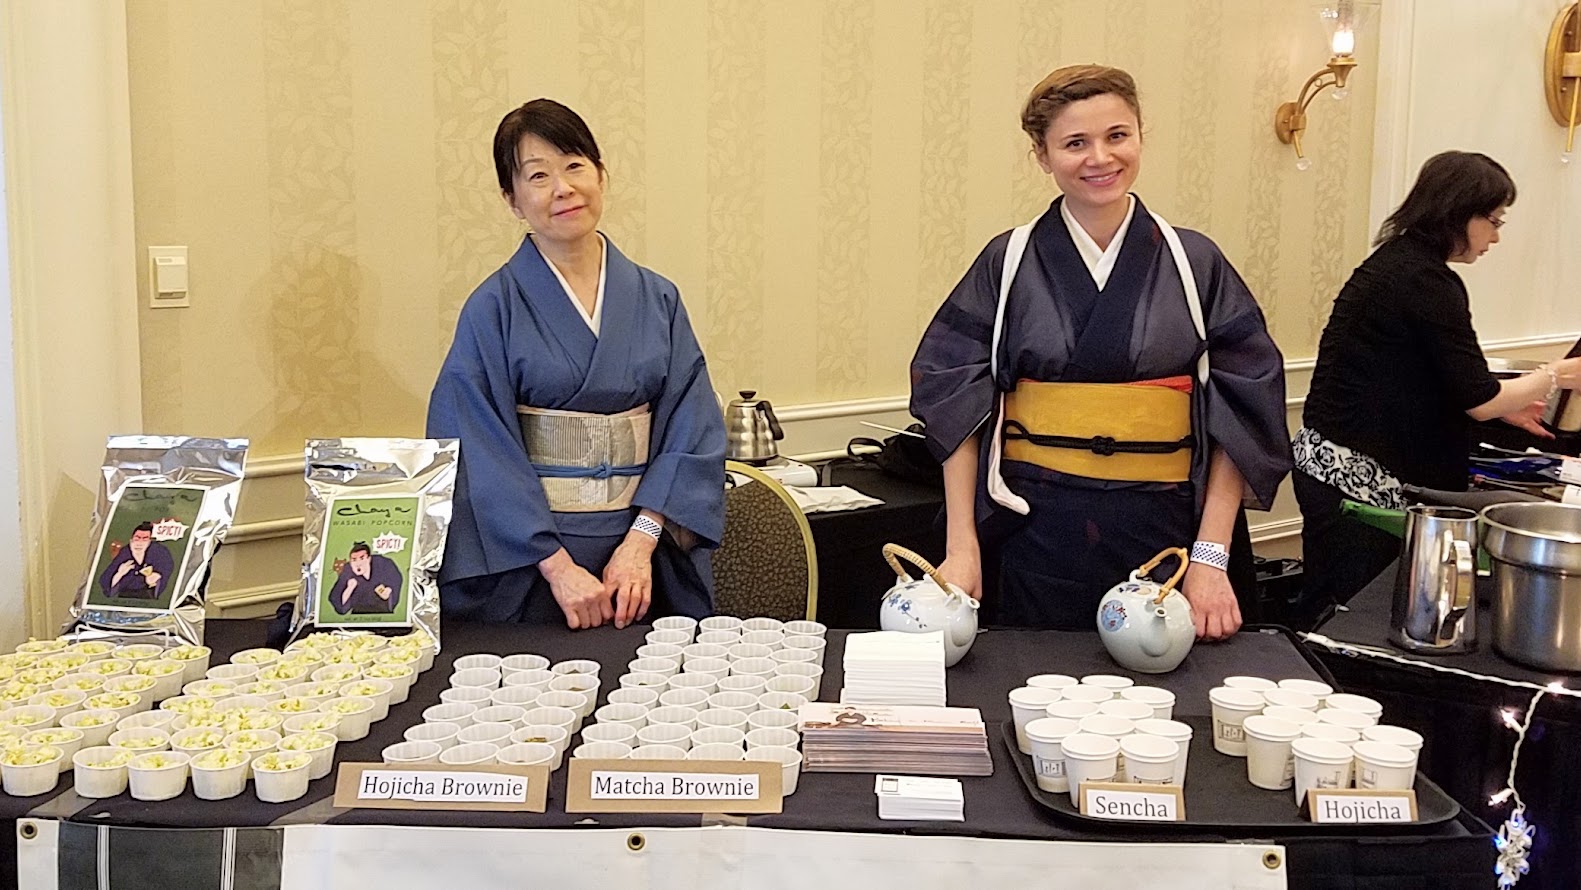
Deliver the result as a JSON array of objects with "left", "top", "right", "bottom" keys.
[
  {"left": 133, "top": 522, "right": 154, "bottom": 534},
  {"left": 1375, "top": 151, "right": 1516, "bottom": 259},
  {"left": 493, "top": 99, "right": 604, "bottom": 195},
  {"left": 349, "top": 542, "right": 371, "bottom": 557},
  {"left": 1021, "top": 65, "right": 1142, "bottom": 151}
]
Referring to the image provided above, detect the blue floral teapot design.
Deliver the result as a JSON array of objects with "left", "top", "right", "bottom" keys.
[
  {"left": 1096, "top": 547, "right": 1195, "bottom": 674},
  {"left": 878, "top": 543, "right": 979, "bottom": 668}
]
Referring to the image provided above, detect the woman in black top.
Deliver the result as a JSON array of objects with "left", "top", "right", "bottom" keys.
[{"left": 1294, "top": 151, "right": 1581, "bottom": 613}]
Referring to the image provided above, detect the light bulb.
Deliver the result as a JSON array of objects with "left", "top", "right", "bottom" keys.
[
  {"left": 1332, "top": 88, "right": 1349, "bottom": 101},
  {"left": 1295, "top": 157, "right": 1313, "bottom": 172},
  {"left": 1562, "top": 152, "right": 1573, "bottom": 167},
  {"left": 1331, "top": 28, "right": 1355, "bottom": 56}
]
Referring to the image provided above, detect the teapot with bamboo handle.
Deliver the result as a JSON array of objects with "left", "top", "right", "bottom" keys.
[
  {"left": 1096, "top": 548, "right": 1195, "bottom": 674},
  {"left": 878, "top": 543, "right": 980, "bottom": 668}
]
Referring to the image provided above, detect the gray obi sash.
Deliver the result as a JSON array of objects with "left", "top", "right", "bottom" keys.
[{"left": 517, "top": 404, "right": 650, "bottom": 513}]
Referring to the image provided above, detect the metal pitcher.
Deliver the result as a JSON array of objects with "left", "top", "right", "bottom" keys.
[{"left": 1390, "top": 506, "right": 1478, "bottom": 654}]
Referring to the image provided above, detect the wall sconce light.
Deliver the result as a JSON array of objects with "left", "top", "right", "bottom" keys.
[
  {"left": 1545, "top": 2, "right": 1580, "bottom": 164},
  {"left": 1274, "top": 1, "right": 1376, "bottom": 170}
]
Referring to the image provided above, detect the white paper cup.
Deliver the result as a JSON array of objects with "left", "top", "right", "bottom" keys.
[
  {"left": 1024, "top": 716, "right": 1079, "bottom": 794},
  {"left": 1119, "top": 687, "right": 1176, "bottom": 720},
  {"left": 697, "top": 630, "right": 741, "bottom": 647},
  {"left": 708, "top": 691, "right": 759, "bottom": 714},
  {"left": 696, "top": 708, "right": 749, "bottom": 731},
  {"left": 127, "top": 751, "right": 189, "bottom": 801},
  {"left": 1262, "top": 688, "right": 1319, "bottom": 712},
  {"left": 0, "top": 745, "right": 63, "bottom": 796},
  {"left": 1060, "top": 685, "right": 1114, "bottom": 705},
  {"left": 454, "top": 654, "right": 504, "bottom": 672},
  {"left": 1223, "top": 676, "right": 1277, "bottom": 693},
  {"left": 658, "top": 688, "right": 710, "bottom": 710},
  {"left": 781, "top": 636, "right": 825, "bottom": 658},
  {"left": 107, "top": 727, "right": 171, "bottom": 754},
  {"left": 635, "top": 722, "right": 692, "bottom": 750},
  {"left": 762, "top": 676, "right": 815, "bottom": 700},
  {"left": 497, "top": 742, "right": 557, "bottom": 768},
  {"left": 511, "top": 725, "right": 570, "bottom": 764},
  {"left": 440, "top": 742, "right": 500, "bottom": 766},
  {"left": 420, "top": 705, "right": 474, "bottom": 730},
  {"left": 725, "top": 643, "right": 774, "bottom": 662},
  {"left": 320, "top": 697, "right": 376, "bottom": 741},
  {"left": 286, "top": 683, "right": 343, "bottom": 706},
  {"left": 502, "top": 669, "right": 556, "bottom": 693},
  {"left": 717, "top": 675, "right": 769, "bottom": 697},
  {"left": 582, "top": 722, "right": 638, "bottom": 746},
  {"left": 1277, "top": 678, "right": 1334, "bottom": 699},
  {"left": 1208, "top": 687, "right": 1265, "bottom": 756},
  {"left": 72, "top": 746, "right": 133, "bottom": 798},
  {"left": 206, "top": 663, "right": 259, "bottom": 684},
  {"left": 309, "top": 663, "right": 362, "bottom": 685},
  {"left": 744, "top": 726, "right": 798, "bottom": 750},
  {"left": 747, "top": 709, "right": 800, "bottom": 732},
  {"left": 683, "top": 658, "right": 731, "bottom": 681},
  {"left": 574, "top": 741, "right": 632, "bottom": 760},
  {"left": 594, "top": 702, "right": 649, "bottom": 731},
  {"left": 744, "top": 745, "right": 800, "bottom": 794},
  {"left": 167, "top": 646, "right": 213, "bottom": 683},
  {"left": 382, "top": 740, "right": 442, "bottom": 764},
  {"left": 252, "top": 753, "right": 311, "bottom": 802},
  {"left": 1027, "top": 673, "right": 1078, "bottom": 692},
  {"left": 782, "top": 619, "right": 824, "bottom": 637},
  {"left": 620, "top": 672, "right": 670, "bottom": 692},
  {"left": 190, "top": 748, "right": 251, "bottom": 800},
  {"left": 770, "top": 648, "right": 818, "bottom": 666},
  {"left": 457, "top": 722, "right": 514, "bottom": 747},
  {"left": 521, "top": 706, "right": 578, "bottom": 734},
  {"left": 501, "top": 654, "right": 551, "bottom": 674},
  {"left": 1292, "top": 738, "right": 1354, "bottom": 805},
  {"left": 1135, "top": 718, "right": 1193, "bottom": 785},
  {"left": 1324, "top": 693, "right": 1383, "bottom": 721},
  {"left": 60, "top": 709, "right": 120, "bottom": 749},
  {"left": 1120, "top": 734, "right": 1180, "bottom": 785},
  {"left": 279, "top": 732, "right": 338, "bottom": 780},
  {"left": 338, "top": 678, "right": 394, "bottom": 722},
  {"left": 450, "top": 668, "right": 502, "bottom": 691},
  {"left": 636, "top": 644, "right": 685, "bottom": 665},
  {"left": 1243, "top": 715, "right": 1301, "bottom": 791},
  {"left": 1353, "top": 741, "right": 1417, "bottom": 790},
  {"left": 490, "top": 687, "right": 542, "bottom": 710},
  {"left": 1300, "top": 722, "right": 1361, "bottom": 745},
  {"left": 1009, "top": 686, "right": 1065, "bottom": 754},
  {"left": 234, "top": 682, "right": 287, "bottom": 704},
  {"left": 282, "top": 712, "right": 341, "bottom": 737},
  {"left": 646, "top": 629, "right": 693, "bottom": 647},
  {"left": 549, "top": 672, "right": 602, "bottom": 705},
  {"left": 221, "top": 729, "right": 281, "bottom": 779},
  {"left": 1060, "top": 732, "right": 1120, "bottom": 806},
  {"left": 23, "top": 728, "right": 83, "bottom": 774},
  {"left": 1045, "top": 700, "right": 1100, "bottom": 722},
  {"left": 667, "top": 672, "right": 719, "bottom": 695},
  {"left": 1077, "top": 714, "right": 1135, "bottom": 775},
  {"left": 119, "top": 709, "right": 180, "bottom": 732},
  {"left": 535, "top": 692, "right": 589, "bottom": 730},
  {"left": 627, "top": 744, "right": 685, "bottom": 761},
  {"left": 405, "top": 722, "right": 461, "bottom": 750},
  {"left": 687, "top": 743, "right": 743, "bottom": 761},
  {"left": 1263, "top": 705, "right": 1321, "bottom": 727},
  {"left": 472, "top": 704, "right": 528, "bottom": 728},
  {"left": 169, "top": 726, "right": 226, "bottom": 760},
  {"left": 699, "top": 616, "right": 743, "bottom": 633},
  {"left": 1362, "top": 724, "right": 1424, "bottom": 755},
  {"left": 736, "top": 617, "right": 778, "bottom": 633},
  {"left": 30, "top": 689, "right": 87, "bottom": 720},
  {"left": 213, "top": 695, "right": 271, "bottom": 714},
  {"left": 691, "top": 726, "right": 746, "bottom": 749},
  {"left": 772, "top": 663, "right": 823, "bottom": 700},
  {"left": 1317, "top": 707, "right": 1375, "bottom": 730},
  {"left": 1, "top": 704, "right": 56, "bottom": 729},
  {"left": 654, "top": 615, "right": 700, "bottom": 636},
  {"left": 1097, "top": 700, "right": 1156, "bottom": 722},
  {"left": 551, "top": 659, "right": 601, "bottom": 679},
  {"left": 1081, "top": 674, "right": 1134, "bottom": 692}
]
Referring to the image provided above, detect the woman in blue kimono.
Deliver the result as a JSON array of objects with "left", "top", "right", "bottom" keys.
[
  {"left": 428, "top": 99, "right": 725, "bottom": 629},
  {"left": 910, "top": 65, "right": 1292, "bottom": 639}
]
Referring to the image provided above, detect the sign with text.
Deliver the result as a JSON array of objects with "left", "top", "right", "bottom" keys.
[
  {"left": 1559, "top": 458, "right": 1581, "bottom": 486},
  {"left": 331, "top": 762, "right": 548, "bottom": 812},
  {"left": 1078, "top": 782, "right": 1186, "bottom": 822},
  {"left": 1307, "top": 789, "right": 1418, "bottom": 823},
  {"left": 565, "top": 759, "right": 782, "bottom": 814}
]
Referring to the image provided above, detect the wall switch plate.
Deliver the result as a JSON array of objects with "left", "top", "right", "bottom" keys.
[{"left": 148, "top": 245, "right": 189, "bottom": 308}]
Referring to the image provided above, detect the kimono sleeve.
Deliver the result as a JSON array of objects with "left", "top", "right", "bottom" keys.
[
  {"left": 1188, "top": 233, "right": 1294, "bottom": 511},
  {"left": 426, "top": 285, "right": 564, "bottom": 584},
  {"left": 632, "top": 290, "right": 727, "bottom": 548},
  {"left": 909, "top": 236, "right": 1008, "bottom": 463}
]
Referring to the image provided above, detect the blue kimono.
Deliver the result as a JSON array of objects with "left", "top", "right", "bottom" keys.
[{"left": 428, "top": 234, "right": 726, "bottom": 623}]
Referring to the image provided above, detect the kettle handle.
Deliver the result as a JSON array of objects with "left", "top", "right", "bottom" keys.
[
  {"left": 758, "top": 401, "right": 785, "bottom": 441},
  {"left": 1132, "top": 547, "right": 1191, "bottom": 605}
]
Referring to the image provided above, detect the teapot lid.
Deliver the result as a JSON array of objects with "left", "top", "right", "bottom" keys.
[{"left": 729, "top": 390, "right": 763, "bottom": 408}]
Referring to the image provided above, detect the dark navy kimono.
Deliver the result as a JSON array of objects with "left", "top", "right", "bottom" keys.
[
  {"left": 910, "top": 197, "right": 1291, "bottom": 628},
  {"left": 428, "top": 234, "right": 726, "bottom": 623}
]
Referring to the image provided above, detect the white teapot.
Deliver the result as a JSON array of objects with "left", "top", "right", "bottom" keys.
[
  {"left": 1096, "top": 548, "right": 1195, "bottom": 674},
  {"left": 878, "top": 543, "right": 980, "bottom": 667}
]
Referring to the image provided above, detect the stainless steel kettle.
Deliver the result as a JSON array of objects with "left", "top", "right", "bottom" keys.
[
  {"left": 1390, "top": 505, "right": 1478, "bottom": 654},
  {"left": 724, "top": 390, "right": 784, "bottom": 464}
]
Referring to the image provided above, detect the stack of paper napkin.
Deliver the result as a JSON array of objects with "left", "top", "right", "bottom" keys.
[{"left": 841, "top": 631, "right": 946, "bottom": 707}]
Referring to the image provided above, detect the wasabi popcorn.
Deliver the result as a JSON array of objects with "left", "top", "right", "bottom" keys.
[
  {"left": 341, "top": 682, "right": 383, "bottom": 699},
  {"left": 131, "top": 752, "right": 180, "bottom": 770},
  {"left": 238, "top": 680, "right": 284, "bottom": 695},
  {"left": 67, "top": 711, "right": 115, "bottom": 727},
  {"left": 85, "top": 692, "right": 138, "bottom": 711},
  {"left": 177, "top": 730, "right": 225, "bottom": 749},
  {"left": 304, "top": 682, "right": 343, "bottom": 698},
  {"left": 16, "top": 639, "right": 67, "bottom": 655},
  {"left": 253, "top": 752, "right": 309, "bottom": 772},
  {"left": 69, "top": 641, "right": 117, "bottom": 658},
  {"left": 38, "top": 692, "right": 82, "bottom": 709},
  {"left": 107, "top": 676, "right": 157, "bottom": 694},
  {"left": 134, "top": 660, "right": 183, "bottom": 677},
  {"left": 329, "top": 698, "right": 372, "bottom": 715},
  {"left": 279, "top": 732, "right": 334, "bottom": 752},
  {"left": 166, "top": 646, "right": 210, "bottom": 662},
  {"left": 228, "top": 732, "right": 275, "bottom": 751},
  {"left": 65, "top": 676, "right": 106, "bottom": 692},
  {"left": 115, "top": 734, "right": 167, "bottom": 751},
  {"left": 3, "top": 745, "right": 61, "bottom": 766},
  {"left": 0, "top": 709, "right": 52, "bottom": 728},
  {"left": 185, "top": 681, "right": 235, "bottom": 698},
  {"left": 194, "top": 748, "right": 249, "bottom": 769},
  {"left": 376, "top": 649, "right": 421, "bottom": 666},
  {"left": 291, "top": 715, "right": 340, "bottom": 733},
  {"left": 270, "top": 697, "right": 315, "bottom": 714},
  {"left": 256, "top": 665, "right": 308, "bottom": 683},
  {"left": 41, "top": 653, "right": 89, "bottom": 671},
  {"left": 364, "top": 664, "right": 410, "bottom": 680},
  {"left": 89, "top": 749, "right": 135, "bottom": 768},
  {"left": 161, "top": 696, "right": 216, "bottom": 715},
  {"left": 25, "top": 729, "right": 80, "bottom": 746},
  {"left": 0, "top": 683, "right": 39, "bottom": 703},
  {"left": 84, "top": 659, "right": 131, "bottom": 676},
  {"left": 232, "top": 711, "right": 282, "bottom": 732},
  {"left": 184, "top": 711, "right": 229, "bottom": 729},
  {"left": 17, "top": 668, "right": 65, "bottom": 686}
]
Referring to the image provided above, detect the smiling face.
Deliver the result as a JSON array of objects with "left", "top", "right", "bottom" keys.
[
  {"left": 1034, "top": 93, "right": 1141, "bottom": 219},
  {"left": 503, "top": 134, "right": 605, "bottom": 248},
  {"left": 1449, "top": 205, "right": 1505, "bottom": 264}
]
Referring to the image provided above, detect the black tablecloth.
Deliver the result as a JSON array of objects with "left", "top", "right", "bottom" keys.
[
  {"left": 807, "top": 465, "right": 945, "bottom": 629},
  {"left": 5, "top": 619, "right": 1496, "bottom": 889},
  {"left": 1314, "top": 565, "right": 1581, "bottom": 890}
]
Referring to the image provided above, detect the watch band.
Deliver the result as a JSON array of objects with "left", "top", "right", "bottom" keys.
[
  {"left": 1190, "top": 540, "right": 1230, "bottom": 572},
  {"left": 631, "top": 514, "right": 664, "bottom": 541}
]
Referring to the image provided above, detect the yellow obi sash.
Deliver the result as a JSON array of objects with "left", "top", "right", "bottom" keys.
[{"left": 1001, "top": 377, "right": 1193, "bottom": 483}]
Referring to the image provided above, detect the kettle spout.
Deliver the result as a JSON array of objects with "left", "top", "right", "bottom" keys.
[{"left": 1139, "top": 607, "right": 1172, "bottom": 658}]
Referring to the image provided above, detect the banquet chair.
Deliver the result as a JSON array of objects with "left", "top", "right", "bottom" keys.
[{"left": 710, "top": 461, "right": 818, "bottom": 621}]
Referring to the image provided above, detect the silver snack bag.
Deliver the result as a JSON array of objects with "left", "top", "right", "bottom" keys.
[
  {"left": 294, "top": 438, "right": 458, "bottom": 650},
  {"left": 69, "top": 435, "right": 250, "bottom": 645}
]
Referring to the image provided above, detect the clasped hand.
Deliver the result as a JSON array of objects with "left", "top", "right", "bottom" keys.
[{"left": 543, "top": 534, "right": 655, "bottom": 630}]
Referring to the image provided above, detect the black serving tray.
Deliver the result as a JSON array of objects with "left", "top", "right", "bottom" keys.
[{"left": 1002, "top": 717, "right": 1461, "bottom": 834}]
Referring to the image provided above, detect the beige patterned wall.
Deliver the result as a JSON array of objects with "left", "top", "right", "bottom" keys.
[{"left": 128, "top": 0, "right": 1377, "bottom": 458}]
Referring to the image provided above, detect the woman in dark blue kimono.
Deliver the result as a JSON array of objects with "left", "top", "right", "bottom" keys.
[
  {"left": 428, "top": 100, "right": 725, "bottom": 629},
  {"left": 910, "top": 65, "right": 1292, "bottom": 639}
]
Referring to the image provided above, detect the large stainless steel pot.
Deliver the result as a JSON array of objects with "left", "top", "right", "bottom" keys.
[{"left": 1481, "top": 502, "right": 1581, "bottom": 672}]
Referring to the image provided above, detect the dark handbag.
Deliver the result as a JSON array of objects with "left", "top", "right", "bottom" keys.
[{"left": 842, "top": 423, "right": 941, "bottom": 486}]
